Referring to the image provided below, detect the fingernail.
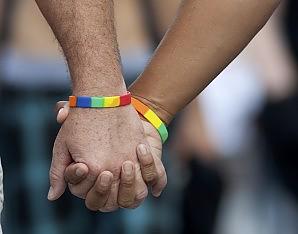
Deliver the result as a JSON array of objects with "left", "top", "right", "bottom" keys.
[
  {"left": 100, "top": 174, "right": 111, "bottom": 186},
  {"left": 123, "top": 163, "right": 133, "bottom": 175},
  {"left": 47, "top": 186, "right": 55, "bottom": 200},
  {"left": 138, "top": 144, "right": 147, "bottom": 155},
  {"left": 75, "top": 168, "right": 85, "bottom": 177},
  {"left": 58, "top": 108, "right": 63, "bottom": 115}
]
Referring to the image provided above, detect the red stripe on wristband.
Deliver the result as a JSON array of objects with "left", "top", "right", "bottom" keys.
[{"left": 120, "top": 92, "right": 131, "bottom": 106}]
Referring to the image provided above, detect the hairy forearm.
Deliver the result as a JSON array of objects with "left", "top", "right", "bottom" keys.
[
  {"left": 129, "top": 0, "right": 281, "bottom": 124},
  {"left": 35, "top": 0, "right": 126, "bottom": 96}
]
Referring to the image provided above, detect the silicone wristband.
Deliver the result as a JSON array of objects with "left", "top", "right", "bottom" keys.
[
  {"left": 69, "top": 92, "right": 131, "bottom": 108},
  {"left": 131, "top": 97, "right": 168, "bottom": 143}
]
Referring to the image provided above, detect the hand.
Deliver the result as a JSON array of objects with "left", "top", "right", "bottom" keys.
[
  {"left": 51, "top": 101, "right": 167, "bottom": 211},
  {"left": 49, "top": 99, "right": 147, "bottom": 211},
  {"left": 63, "top": 143, "right": 164, "bottom": 211}
]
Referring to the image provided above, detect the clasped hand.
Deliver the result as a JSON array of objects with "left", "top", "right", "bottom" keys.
[{"left": 47, "top": 101, "right": 167, "bottom": 212}]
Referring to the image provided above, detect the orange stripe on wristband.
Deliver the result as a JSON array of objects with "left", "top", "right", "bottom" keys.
[
  {"left": 69, "top": 96, "right": 77, "bottom": 107},
  {"left": 131, "top": 97, "right": 168, "bottom": 143}
]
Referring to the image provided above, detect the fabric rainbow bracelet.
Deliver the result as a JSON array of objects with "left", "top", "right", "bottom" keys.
[
  {"left": 131, "top": 97, "right": 168, "bottom": 144},
  {"left": 69, "top": 92, "right": 131, "bottom": 108}
]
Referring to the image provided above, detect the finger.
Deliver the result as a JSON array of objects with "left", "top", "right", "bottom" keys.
[
  {"left": 99, "top": 178, "right": 120, "bottom": 212},
  {"left": 98, "top": 179, "right": 119, "bottom": 212},
  {"left": 56, "top": 102, "right": 69, "bottom": 124},
  {"left": 55, "top": 101, "right": 68, "bottom": 113},
  {"left": 118, "top": 161, "right": 136, "bottom": 208},
  {"left": 65, "top": 162, "right": 89, "bottom": 185},
  {"left": 48, "top": 136, "right": 72, "bottom": 201},
  {"left": 137, "top": 144, "right": 158, "bottom": 185},
  {"left": 151, "top": 159, "right": 167, "bottom": 197},
  {"left": 129, "top": 163, "right": 148, "bottom": 209},
  {"left": 67, "top": 166, "right": 100, "bottom": 199},
  {"left": 85, "top": 171, "right": 113, "bottom": 211}
]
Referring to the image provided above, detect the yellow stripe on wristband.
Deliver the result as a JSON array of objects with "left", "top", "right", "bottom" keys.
[
  {"left": 131, "top": 97, "right": 168, "bottom": 143},
  {"left": 103, "top": 96, "right": 120, "bottom": 107},
  {"left": 69, "top": 92, "right": 131, "bottom": 108}
]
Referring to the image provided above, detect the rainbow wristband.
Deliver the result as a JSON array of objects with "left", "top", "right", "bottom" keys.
[
  {"left": 131, "top": 97, "right": 168, "bottom": 143},
  {"left": 69, "top": 92, "right": 131, "bottom": 108}
]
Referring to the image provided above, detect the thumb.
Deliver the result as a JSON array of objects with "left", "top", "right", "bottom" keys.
[
  {"left": 56, "top": 101, "right": 69, "bottom": 124},
  {"left": 48, "top": 136, "right": 72, "bottom": 201}
]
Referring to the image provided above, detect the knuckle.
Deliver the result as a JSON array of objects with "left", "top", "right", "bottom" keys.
[
  {"left": 68, "top": 184, "right": 87, "bottom": 199},
  {"left": 67, "top": 177, "right": 79, "bottom": 185},
  {"left": 121, "top": 179, "right": 134, "bottom": 188},
  {"left": 142, "top": 162, "right": 155, "bottom": 173},
  {"left": 65, "top": 174, "right": 78, "bottom": 184},
  {"left": 144, "top": 170, "right": 158, "bottom": 184},
  {"left": 119, "top": 198, "right": 134, "bottom": 208},
  {"left": 94, "top": 184, "right": 110, "bottom": 195},
  {"left": 118, "top": 191, "right": 135, "bottom": 208},
  {"left": 141, "top": 156, "right": 154, "bottom": 167}
]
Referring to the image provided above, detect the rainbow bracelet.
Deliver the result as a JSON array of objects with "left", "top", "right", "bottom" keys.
[
  {"left": 131, "top": 97, "right": 168, "bottom": 143},
  {"left": 69, "top": 92, "right": 131, "bottom": 108}
]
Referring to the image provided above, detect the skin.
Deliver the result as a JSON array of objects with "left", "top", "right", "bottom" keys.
[
  {"left": 63, "top": 0, "right": 281, "bottom": 210},
  {"left": 130, "top": 0, "right": 281, "bottom": 124},
  {"left": 34, "top": 0, "right": 155, "bottom": 211},
  {"left": 56, "top": 102, "right": 167, "bottom": 211},
  {"left": 36, "top": 0, "right": 280, "bottom": 211}
]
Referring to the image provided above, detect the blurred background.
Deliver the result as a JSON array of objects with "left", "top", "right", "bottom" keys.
[{"left": 0, "top": 0, "right": 297, "bottom": 233}]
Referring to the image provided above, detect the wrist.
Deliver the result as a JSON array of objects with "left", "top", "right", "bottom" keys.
[
  {"left": 129, "top": 92, "right": 174, "bottom": 125},
  {"left": 72, "top": 75, "right": 127, "bottom": 96}
]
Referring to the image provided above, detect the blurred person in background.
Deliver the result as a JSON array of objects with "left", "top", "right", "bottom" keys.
[
  {"left": 256, "top": 2, "right": 298, "bottom": 233},
  {"left": 258, "top": 0, "right": 298, "bottom": 201},
  {"left": 171, "top": 2, "right": 298, "bottom": 234}
]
